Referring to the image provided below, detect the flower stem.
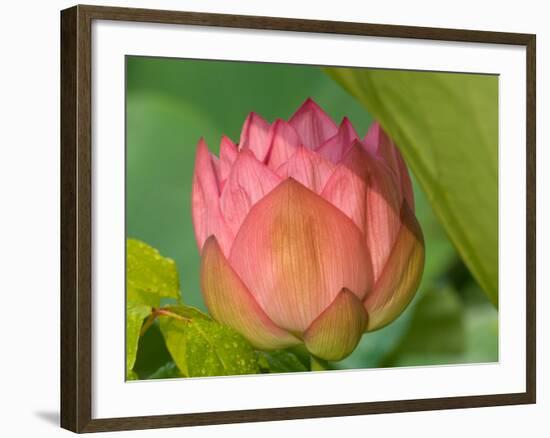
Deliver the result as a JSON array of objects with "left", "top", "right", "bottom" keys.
[
  {"left": 139, "top": 308, "right": 190, "bottom": 337},
  {"left": 139, "top": 312, "right": 157, "bottom": 337},
  {"left": 310, "top": 356, "right": 330, "bottom": 371},
  {"left": 154, "top": 308, "right": 190, "bottom": 322}
]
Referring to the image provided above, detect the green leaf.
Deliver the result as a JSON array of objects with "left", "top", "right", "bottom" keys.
[
  {"left": 325, "top": 68, "right": 498, "bottom": 306},
  {"left": 258, "top": 350, "right": 309, "bottom": 373},
  {"left": 126, "top": 238, "right": 180, "bottom": 307},
  {"left": 146, "top": 361, "right": 183, "bottom": 379},
  {"left": 159, "top": 305, "right": 259, "bottom": 377},
  {"left": 125, "top": 239, "right": 180, "bottom": 379},
  {"left": 126, "top": 302, "right": 151, "bottom": 379},
  {"left": 132, "top": 319, "right": 174, "bottom": 378},
  {"left": 126, "top": 370, "right": 139, "bottom": 381}
]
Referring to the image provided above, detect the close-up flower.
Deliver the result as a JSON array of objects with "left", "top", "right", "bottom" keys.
[{"left": 193, "top": 98, "right": 425, "bottom": 361}]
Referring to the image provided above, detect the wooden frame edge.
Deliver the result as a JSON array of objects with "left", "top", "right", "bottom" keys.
[
  {"left": 60, "top": 4, "right": 536, "bottom": 433},
  {"left": 61, "top": 5, "right": 93, "bottom": 432},
  {"left": 60, "top": 5, "right": 79, "bottom": 432},
  {"left": 525, "top": 33, "right": 536, "bottom": 405}
]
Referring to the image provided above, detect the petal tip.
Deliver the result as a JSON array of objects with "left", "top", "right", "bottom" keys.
[{"left": 304, "top": 288, "right": 368, "bottom": 361}]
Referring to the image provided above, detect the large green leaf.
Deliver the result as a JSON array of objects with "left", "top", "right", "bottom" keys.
[
  {"left": 126, "top": 238, "right": 180, "bottom": 307},
  {"left": 384, "top": 286, "right": 498, "bottom": 367},
  {"left": 325, "top": 68, "right": 498, "bottom": 306},
  {"left": 159, "top": 305, "right": 259, "bottom": 377}
]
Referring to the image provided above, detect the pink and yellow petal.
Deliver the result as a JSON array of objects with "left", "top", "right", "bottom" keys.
[
  {"left": 201, "top": 237, "right": 300, "bottom": 350},
  {"left": 229, "top": 179, "right": 372, "bottom": 333},
  {"left": 343, "top": 143, "right": 402, "bottom": 280},
  {"left": 321, "top": 163, "right": 367, "bottom": 233},
  {"left": 339, "top": 142, "right": 402, "bottom": 280},
  {"left": 363, "top": 203, "right": 425, "bottom": 331},
  {"left": 304, "top": 288, "right": 368, "bottom": 361}
]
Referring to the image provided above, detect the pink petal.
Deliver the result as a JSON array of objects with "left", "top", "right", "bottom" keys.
[
  {"left": 321, "top": 163, "right": 367, "bottom": 233},
  {"left": 343, "top": 142, "right": 403, "bottom": 281},
  {"left": 275, "top": 146, "right": 335, "bottom": 194},
  {"left": 304, "top": 288, "right": 368, "bottom": 361},
  {"left": 201, "top": 236, "right": 301, "bottom": 350},
  {"left": 364, "top": 203, "right": 425, "bottom": 331},
  {"left": 220, "top": 150, "right": 282, "bottom": 235},
  {"left": 210, "top": 154, "right": 223, "bottom": 192},
  {"left": 365, "top": 168, "right": 403, "bottom": 280},
  {"left": 340, "top": 140, "right": 371, "bottom": 180},
  {"left": 364, "top": 122, "right": 403, "bottom": 195},
  {"left": 289, "top": 98, "right": 338, "bottom": 150},
  {"left": 365, "top": 123, "right": 415, "bottom": 211},
  {"left": 363, "top": 122, "right": 391, "bottom": 162},
  {"left": 191, "top": 139, "right": 234, "bottom": 256},
  {"left": 229, "top": 179, "right": 373, "bottom": 333},
  {"left": 316, "top": 117, "right": 359, "bottom": 163},
  {"left": 239, "top": 112, "right": 271, "bottom": 162},
  {"left": 219, "top": 135, "right": 238, "bottom": 182},
  {"left": 265, "top": 119, "right": 300, "bottom": 170}
]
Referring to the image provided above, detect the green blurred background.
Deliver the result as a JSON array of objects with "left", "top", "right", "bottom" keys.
[{"left": 126, "top": 56, "right": 498, "bottom": 372}]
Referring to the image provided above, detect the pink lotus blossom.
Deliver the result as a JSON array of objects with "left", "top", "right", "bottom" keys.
[{"left": 193, "top": 98, "right": 424, "bottom": 361}]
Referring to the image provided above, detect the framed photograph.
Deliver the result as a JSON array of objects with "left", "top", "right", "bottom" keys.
[{"left": 60, "top": 4, "right": 536, "bottom": 433}]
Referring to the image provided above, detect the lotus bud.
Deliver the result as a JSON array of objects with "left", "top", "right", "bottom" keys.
[{"left": 192, "top": 98, "right": 424, "bottom": 361}]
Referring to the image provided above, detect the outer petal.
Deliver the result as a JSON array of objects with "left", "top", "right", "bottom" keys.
[
  {"left": 303, "top": 288, "right": 368, "bottom": 361},
  {"left": 220, "top": 150, "right": 281, "bottom": 235},
  {"left": 192, "top": 139, "right": 234, "bottom": 255},
  {"left": 239, "top": 112, "right": 271, "bottom": 162},
  {"left": 201, "top": 237, "right": 301, "bottom": 350},
  {"left": 316, "top": 117, "right": 359, "bottom": 164},
  {"left": 343, "top": 143, "right": 402, "bottom": 280},
  {"left": 321, "top": 163, "right": 367, "bottom": 233},
  {"left": 359, "top": 124, "right": 414, "bottom": 211},
  {"left": 364, "top": 203, "right": 425, "bottom": 331},
  {"left": 266, "top": 119, "right": 300, "bottom": 170},
  {"left": 219, "top": 135, "right": 238, "bottom": 183},
  {"left": 340, "top": 140, "right": 370, "bottom": 179},
  {"left": 229, "top": 179, "right": 373, "bottom": 333},
  {"left": 364, "top": 121, "right": 397, "bottom": 171},
  {"left": 289, "top": 98, "right": 338, "bottom": 150},
  {"left": 364, "top": 122, "right": 405, "bottom": 199},
  {"left": 210, "top": 154, "right": 223, "bottom": 192},
  {"left": 275, "top": 146, "right": 335, "bottom": 193}
]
